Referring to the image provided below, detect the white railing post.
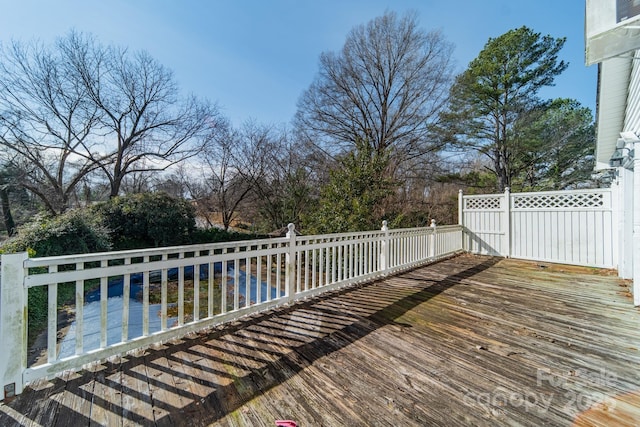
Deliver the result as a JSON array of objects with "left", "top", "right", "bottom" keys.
[
  {"left": 458, "top": 189, "right": 465, "bottom": 251},
  {"left": 458, "top": 190, "right": 464, "bottom": 226},
  {"left": 285, "top": 223, "right": 297, "bottom": 303},
  {"left": 0, "top": 252, "right": 28, "bottom": 400},
  {"left": 430, "top": 219, "right": 437, "bottom": 258},
  {"left": 380, "top": 220, "right": 389, "bottom": 274},
  {"left": 504, "top": 187, "right": 511, "bottom": 258}
]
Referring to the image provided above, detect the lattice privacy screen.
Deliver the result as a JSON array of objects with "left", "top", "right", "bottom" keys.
[
  {"left": 464, "top": 197, "right": 501, "bottom": 210},
  {"left": 512, "top": 192, "right": 605, "bottom": 209}
]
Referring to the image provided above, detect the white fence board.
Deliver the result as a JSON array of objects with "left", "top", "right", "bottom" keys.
[
  {"left": 462, "top": 194, "right": 505, "bottom": 256},
  {"left": 462, "top": 189, "right": 615, "bottom": 268}
]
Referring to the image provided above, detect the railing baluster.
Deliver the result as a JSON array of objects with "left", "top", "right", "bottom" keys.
[
  {"left": 331, "top": 244, "right": 336, "bottom": 284},
  {"left": 194, "top": 263, "right": 200, "bottom": 322},
  {"left": 234, "top": 256, "right": 240, "bottom": 311},
  {"left": 303, "top": 250, "right": 309, "bottom": 291},
  {"left": 275, "top": 251, "right": 281, "bottom": 299},
  {"left": 296, "top": 248, "right": 302, "bottom": 293},
  {"left": 257, "top": 254, "right": 262, "bottom": 304},
  {"left": 338, "top": 241, "right": 344, "bottom": 281},
  {"left": 143, "top": 256, "right": 149, "bottom": 336},
  {"left": 318, "top": 245, "right": 324, "bottom": 286},
  {"left": 245, "top": 256, "right": 251, "bottom": 306},
  {"left": 349, "top": 242, "right": 355, "bottom": 279},
  {"left": 311, "top": 247, "right": 317, "bottom": 289},
  {"left": 266, "top": 254, "right": 272, "bottom": 302},
  {"left": 47, "top": 265, "right": 58, "bottom": 363},
  {"left": 122, "top": 258, "right": 131, "bottom": 342},
  {"left": 161, "top": 262, "right": 168, "bottom": 331},
  {"left": 178, "top": 253, "right": 185, "bottom": 327},
  {"left": 222, "top": 253, "right": 228, "bottom": 314},
  {"left": 100, "top": 260, "right": 108, "bottom": 348},
  {"left": 75, "top": 262, "right": 84, "bottom": 356},
  {"left": 365, "top": 240, "right": 370, "bottom": 274},
  {"left": 208, "top": 261, "right": 214, "bottom": 317},
  {"left": 325, "top": 243, "right": 330, "bottom": 285}
]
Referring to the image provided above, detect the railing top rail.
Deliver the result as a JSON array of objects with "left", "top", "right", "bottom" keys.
[
  {"left": 295, "top": 224, "right": 462, "bottom": 243},
  {"left": 427, "top": 224, "right": 463, "bottom": 231},
  {"left": 388, "top": 224, "right": 461, "bottom": 233},
  {"left": 462, "top": 193, "right": 503, "bottom": 199},
  {"left": 21, "top": 224, "right": 464, "bottom": 269},
  {"left": 510, "top": 188, "right": 611, "bottom": 197},
  {"left": 24, "top": 236, "right": 290, "bottom": 267},
  {"left": 462, "top": 188, "right": 611, "bottom": 200},
  {"left": 295, "top": 229, "right": 384, "bottom": 241}
]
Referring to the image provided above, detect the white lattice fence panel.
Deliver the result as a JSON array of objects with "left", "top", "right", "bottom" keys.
[
  {"left": 512, "top": 191, "right": 606, "bottom": 210},
  {"left": 464, "top": 196, "right": 502, "bottom": 210}
]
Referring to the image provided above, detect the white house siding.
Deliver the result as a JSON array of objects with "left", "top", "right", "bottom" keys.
[
  {"left": 624, "top": 50, "right": 640, "bottom": 132},
  {"left": 595, "top": 56, "right": 632, "bottom": 170}
]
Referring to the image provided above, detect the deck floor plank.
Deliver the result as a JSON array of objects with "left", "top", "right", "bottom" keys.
[{"left": 1, "top": 254, "right": 640, "bottom": 426}]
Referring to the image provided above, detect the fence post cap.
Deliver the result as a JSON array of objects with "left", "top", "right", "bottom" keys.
[
  {"left": 430, "top": 219, "right": 437, "bottom": 227},
  {"left": 381, "top": 220, "right": 388, "bottom": 231},
  {"left": 286, "top": 223, "right": 295, "bottom": 236}
]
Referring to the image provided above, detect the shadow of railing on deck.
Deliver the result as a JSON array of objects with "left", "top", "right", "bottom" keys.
[{"left": 0, "top": 256, "right": 500, "bottom": 426}]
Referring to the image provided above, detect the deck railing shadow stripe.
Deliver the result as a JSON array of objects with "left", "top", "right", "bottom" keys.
[
  {"left": 154, "top": 256, "right": 500, "bottom": 425},
  {"left": 2, "top": 256, "right": 499, "bottom": 426},
  {"left": 241, "top": 328, "right": 312, "bottom": 350},
  {"left": 292, "top": 310, "right": 353, "bottom": 326},
  {"left": 199, "top": 342, "right": 279, "bottom": 369},
  {"left": 217, "top": 335, "right": 298, "bottom": 357},
  {"left": 172, "top": 348, "right": 244, "bottom": 379}
]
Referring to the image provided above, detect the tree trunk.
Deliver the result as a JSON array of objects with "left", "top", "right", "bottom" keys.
[
  {"left": 110, "top": 175, "right": 123, "bottom": 198},
  {"left": 0, "top": 186, "right": 16, "bottom": 236}
]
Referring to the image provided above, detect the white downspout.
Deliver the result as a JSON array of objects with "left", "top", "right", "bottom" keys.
[{"left": 633, "top": 141, "right": 640, "bottom": 306}]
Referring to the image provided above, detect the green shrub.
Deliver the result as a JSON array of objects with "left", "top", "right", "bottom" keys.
[
  {"left": 191, "top": 227, "right": 264, "bottom": 244},
  {"left": 92, "top": 192, "right": 196, "bottom": 249},
  {"left": 0, "top": 209, "right": 111, "bottom": 347},
  {"left": 0, "top": 210, "right": 111, "bottom": 256}
]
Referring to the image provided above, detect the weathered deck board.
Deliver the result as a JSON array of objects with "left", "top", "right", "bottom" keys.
[{"left": 1, "top": 254, "right": 639, "bottom": 426}]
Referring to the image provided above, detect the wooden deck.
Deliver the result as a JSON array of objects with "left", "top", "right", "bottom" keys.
[{"left": 1, "top": 254, "right": 640, "bottom": 426}]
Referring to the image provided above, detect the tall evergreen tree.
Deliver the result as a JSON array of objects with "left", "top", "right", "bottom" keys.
[
  {"left": 305, "top": 139, "right": 395, "bottom": 233},
  {"left": 510, "top": 98, "right": 595, "bottom": 190},
  {"left": 439, "top": 26, "right": 568, "bottom": 191}
]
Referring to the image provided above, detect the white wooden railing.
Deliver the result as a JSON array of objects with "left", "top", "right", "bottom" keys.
[{"left": 0, "top": 222, "right": 463, "bottom": 400}]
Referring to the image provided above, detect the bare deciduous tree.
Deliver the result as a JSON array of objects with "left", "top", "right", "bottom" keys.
[
  {"left": 240, "top": 128, "right": 315, "bottom": 231},
  {"left": 0, "top": 32, "right": 224, "bottom": 215},
  {"left": 63, "top": 32, "right": 221, "bottom": 197},
  {"left": 0, "top": 38, "right": 106, "bottom": 214},
  {"left": 180, "top": 121, "right": 253, "bottom": 231},
  {"left": 180, "top": 121, "right": 314, "bottom": 232},
  {"left": 295, "top": 11, "right": 455, "bottom": 168}
]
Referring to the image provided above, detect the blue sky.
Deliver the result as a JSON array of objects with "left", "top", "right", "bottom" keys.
[{"left": 0, "top": 1, "right": 595, "bottom": 127}]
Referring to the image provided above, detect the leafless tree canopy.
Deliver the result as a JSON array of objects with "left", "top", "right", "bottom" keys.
[
  {"left": 295, "top": 11, "right": 455, "bottom": 165},
  {"left": 182, "top": 120, "right": 252, "bottom": 231},
  {"left": 64, "top": 33, "right": 219, "bottom": 197},
  {"left": 0, "top": 32, "right": 222, "bottom": 214},
  {"left": 0, "top": 38, "right": 105, "bottom": 214}
]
